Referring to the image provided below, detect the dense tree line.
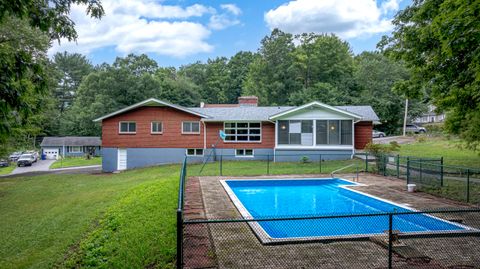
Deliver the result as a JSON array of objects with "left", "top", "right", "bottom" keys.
[{"left": 2, "top": 0, "right": 478, "bottom": 154}]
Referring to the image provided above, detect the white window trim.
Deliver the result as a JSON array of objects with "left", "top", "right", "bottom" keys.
[
  {"left": 68, "top": 146, "right": 83, "bottom": 153},
  {"left": 186, "top": 148, "right": 204, "bottom": 156},
  {"left": 182, "top": 121, "right": 201, "bottom": 134},
  {"left": 119, "top": 121, "right": 136, "bottom": 134},
  {"left": 275, "top": 119, "right": 354, "bottom": 149},
  {"left": 223, "top": 122, "right": 262, "bottom": 143},
  {"left": 235, "top": 149, "right": 254, "bottom": 158},
  {"left": 151, "top": 121, "right": 163, "bottom": 134}
]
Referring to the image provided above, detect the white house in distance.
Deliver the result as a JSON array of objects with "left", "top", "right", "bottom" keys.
[{"left": 414, "top": 105, "right": 445, "bottom": 124}]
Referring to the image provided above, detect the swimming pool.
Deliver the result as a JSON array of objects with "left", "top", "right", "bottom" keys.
[{"left": 221, "top": 178, "right": 473, "bottom": 243}]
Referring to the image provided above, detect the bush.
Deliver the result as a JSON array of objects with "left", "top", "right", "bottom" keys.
[{"left": 300, "top": 156, "right": 310, "bottom": 163}]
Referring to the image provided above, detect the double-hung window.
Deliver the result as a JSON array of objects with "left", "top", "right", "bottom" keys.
[
  {"left": 182, "top": 121, "right": 200, "bottom": 134},
  {"left": 224, "top": 122, "right": 261, "bottom": 142},
  {"left": 151, "top": 122, "right": 163, "bottom": 134},
  {"left": 119, "top": 121, "right": 136, "bottom": 134}
]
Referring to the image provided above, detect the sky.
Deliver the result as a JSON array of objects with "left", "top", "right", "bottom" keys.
[{"left": 49, "top": 0, "right": 411, "bottom": 67}]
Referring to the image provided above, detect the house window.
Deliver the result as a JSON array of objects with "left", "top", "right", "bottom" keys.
[
  {"left": 67, "top": 146, "right": 82, "bottom": 153},
  {"left": 224, "top": 122, "right": 261, "bottom": 142},
  {"left": 236, "top": 149, "right": 254, "bottom": 157},
  {"left": 119, "top": 121, "right": 136, "bottom": 134},
  {"left": 182, "top": 121, "right": 200, "bottom": 134},
  {"left": 151, "top": 122, "right": 163, "bottom": 134},
  {"left": 186, "top": 148, "right": 204, "bottom": 156},
  {"left": 277, "top": 120, "right": 313, "bottom": 145},
  {"left": 315, "top": 120, "right": 352, "bottom": 145}
]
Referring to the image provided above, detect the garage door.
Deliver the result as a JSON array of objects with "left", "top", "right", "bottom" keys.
[
  {"left": 117, "top": 148, "right": 127, "bottom": 170},
  {"left": 44, "top": 148, "right": 59, "bottom": 160}
]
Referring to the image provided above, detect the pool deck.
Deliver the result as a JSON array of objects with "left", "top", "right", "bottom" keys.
[{"left": 183, "top": 173, "right": 480, "bottom": 269}]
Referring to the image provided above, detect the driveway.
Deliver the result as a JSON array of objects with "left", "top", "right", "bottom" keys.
[
  {"left": 373, "top": 135, "right": 415, "bottom": 145},
  {"left": 10, "top": 159, "right": 56, "bottom": 175}
]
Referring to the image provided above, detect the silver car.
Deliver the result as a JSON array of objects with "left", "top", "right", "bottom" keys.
[
  {"left": 405, "top": 124, "right": 426, "bottom": 134},
  {"left": 372, "top": 130, "right": 386, "bottom": 138}
]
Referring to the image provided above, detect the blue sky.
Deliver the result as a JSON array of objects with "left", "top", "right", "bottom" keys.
[{"left": 50, "top": 0, "right": 411, "bottom": 67}]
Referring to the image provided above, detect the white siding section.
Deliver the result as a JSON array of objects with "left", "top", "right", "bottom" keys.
[{"left": 275, "top": 108, "right": 353, "bottom": 120}]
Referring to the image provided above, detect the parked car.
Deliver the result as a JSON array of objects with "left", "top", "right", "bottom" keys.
[
  {"left": 9, "top": 151, "right": 23, "bottom": 162},
  {"left": 26, "top": 151, "right": 39, "bottom": 162},
  {"left": 17, "top": 154, "right": 35, "bottom": 167},
  {"left": 372, "top": 130, "right": 386, "bottom": 138},
  {"left": 0, "top": 159, "right": 9, "bottom": 167},
  {"left": 405, "top": 124, "right": 427, "bottom": 134}
]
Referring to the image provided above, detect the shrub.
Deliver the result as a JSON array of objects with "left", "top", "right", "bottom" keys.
[{"left": 300, "top": 156, "right": 310, "bottom": 163}]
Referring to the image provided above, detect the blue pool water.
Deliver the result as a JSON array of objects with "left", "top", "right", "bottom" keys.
[{"left": 225, "top": 179, "right": 467, "bottom": 238}]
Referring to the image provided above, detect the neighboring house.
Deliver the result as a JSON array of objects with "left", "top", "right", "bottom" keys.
[
  {"left": 40, "top": 137, "right": 102, "bottom": 159},
  {"left": 94, "top": 96, "right": 379, "bottom": 172},
  {"left": 414, "top": 105, "right": 445, "bottom": 124}
]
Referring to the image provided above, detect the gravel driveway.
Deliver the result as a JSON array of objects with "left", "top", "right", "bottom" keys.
[{"left": 11, "top": 159, "right": 56, "bottom": 175}]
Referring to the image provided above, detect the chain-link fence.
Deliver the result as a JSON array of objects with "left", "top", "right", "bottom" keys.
[
  {"left": 356, "top": 153, "right": 479, "bottom": 204},
  {"left": 188, "top": 153, "right": 363, "bottom": 177},
  {"left": 177, "top": 156, "right": 480, "bottom": 268}
]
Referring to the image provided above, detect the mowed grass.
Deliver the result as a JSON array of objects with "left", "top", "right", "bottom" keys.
[
  {"left": 0, "top": 165, "right": 179, "bottom": 269},
  {"left": 397, "top": 137, "right": 480, "bottom": 168},
  {"left": 188, "top": 158, "right": 364, "bottom": 177},
  {"left": 0, "top": 165, "right": 15, "bottom": 175},
  {"left": 50, "top": 157, "right": 102, "bottom": 169}
]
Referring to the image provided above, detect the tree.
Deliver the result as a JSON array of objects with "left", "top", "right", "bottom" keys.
[
  {"left": 243, "top": 29, "right": 298, "bottom": 105},
  {"left": 379, "top": 0, "right": 480, "bottom": 150},
  {"left": 0, "top": 0, "right": 104, "bottom": 141},
  {"left": 52, "top": 52, "right": 93, "bottom": 112},
  {"left": 353, "top": 52, "right": 424, "bottom": 134},
  {"left": 225, "top": 51, "right": 256, "bottom": 103}
]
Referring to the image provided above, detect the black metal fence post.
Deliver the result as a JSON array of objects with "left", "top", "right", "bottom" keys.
[
  {"left": 365, "top": 152, "right": 369, "bottom": 172},
  {"left": 396, "top": 154, "right": 400, "bottom": 178},
  {"left": 176, "top": 209, "right": 183, "bottom": 268},
  {"left": 406, "top": 157, "right": 410, "bottom": 184},
  {"left": 388, "top": 213, "right": 393, "bottom": 269},
  {"left": 440, "top": 156, "right": 444, "bottom": 187},
  {"left": 319, "top": 154, "right": 322, "bottom": 174},
  {"left": 383, "top": 155, "right": 387, "bottom": 176},
  {"left": 466, "top": 169, "right": 470, "bottom": 203},
  {"left": 219, "top": 154, "right": 223, "bottom": 176},
  {"left": 267, "top": 154, "right": 270, "bottom": 175}
]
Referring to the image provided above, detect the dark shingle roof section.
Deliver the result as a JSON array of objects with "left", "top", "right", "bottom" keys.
[
  {"left": 40, "top": 137, "right": 101, "bottom": 147},
  {"left": 190, "top": 105, "right": 379, "bottom": 122},
  {"left": 336, "top": 106, "right": 380, "bottom": 122}
]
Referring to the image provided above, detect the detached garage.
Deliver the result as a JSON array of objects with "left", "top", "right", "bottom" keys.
[{"left": 40, "top": 137, "right": 102, "bottom": 159}]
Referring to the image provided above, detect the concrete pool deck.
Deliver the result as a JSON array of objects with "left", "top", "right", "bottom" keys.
[{"left": 183, "top": 173, "right": 480, "bottom": 269}]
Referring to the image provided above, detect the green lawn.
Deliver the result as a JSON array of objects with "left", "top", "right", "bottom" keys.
[
  {"left": 50, "top": 157, "right": 102, "bottom": 169},
  {"left": 397, "top": 137, "right": 480, "bottom": 168},
  {"left": 0, "top": 165, "right": 15, "bottom": 175},
  {"left": 188, "top": 158, "right": 364, "bottom": 177},
  {"left": 0, "top": 157, "right": 365, "bottom": 269},
  {"left": 0, "top": 165, "right": 179, "bottom": 269}
]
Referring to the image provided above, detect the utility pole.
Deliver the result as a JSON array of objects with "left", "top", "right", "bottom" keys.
[{"left": 403, "top": 98, "right": 409, "bottom": 136}]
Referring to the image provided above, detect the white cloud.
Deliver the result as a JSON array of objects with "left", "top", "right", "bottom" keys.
[
  {"left": 221, "top": 4, "right": 242, "bottom": 16},
  {"left": 208, "top": 3, "right": 242, "bottom": 30},
  {"left": 264, "top": 0, "right": 396, "bottom": 39},
  {"left": 381, "top": 0, "right": 400, "bottom": 14},
  {"left": 49, "top": 0, "right": 228, "bottom": 58}
]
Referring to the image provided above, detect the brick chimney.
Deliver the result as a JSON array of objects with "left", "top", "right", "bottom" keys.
[{"left": 238, "top": 96, "right": 258, "bottom": 107}]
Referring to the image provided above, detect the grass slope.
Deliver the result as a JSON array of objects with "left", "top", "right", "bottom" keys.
[
  {"left": 50, "top": 157, "right": 102, "bottom": 169},
  {"left": 397, "top": 137, "right": 480, "bottom": 168},
  {"left": 0, "top": 165, "right": 15, "bottom": 175},
  {"left": 0, "top": 165, "right": 179, "bottom": 269}
]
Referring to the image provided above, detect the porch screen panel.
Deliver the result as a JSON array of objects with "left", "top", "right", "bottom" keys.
[
  {"left": 341, "top": 120, "right": 352, "bottom": 145},
  {"left": 301, "top": 120, "right": 313, "bottom": 146},
  {"left": 278, "top": 120, "right": 289, "bottom": 144},
  {"left": 316, "top": 120, "right": 328, "bottom": 145},
  {"left": 328, "top": 120, "right": 340, "bottom": 145},
  {"left": 289, "top": 120, "right": 301, "bottom": 145}
]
